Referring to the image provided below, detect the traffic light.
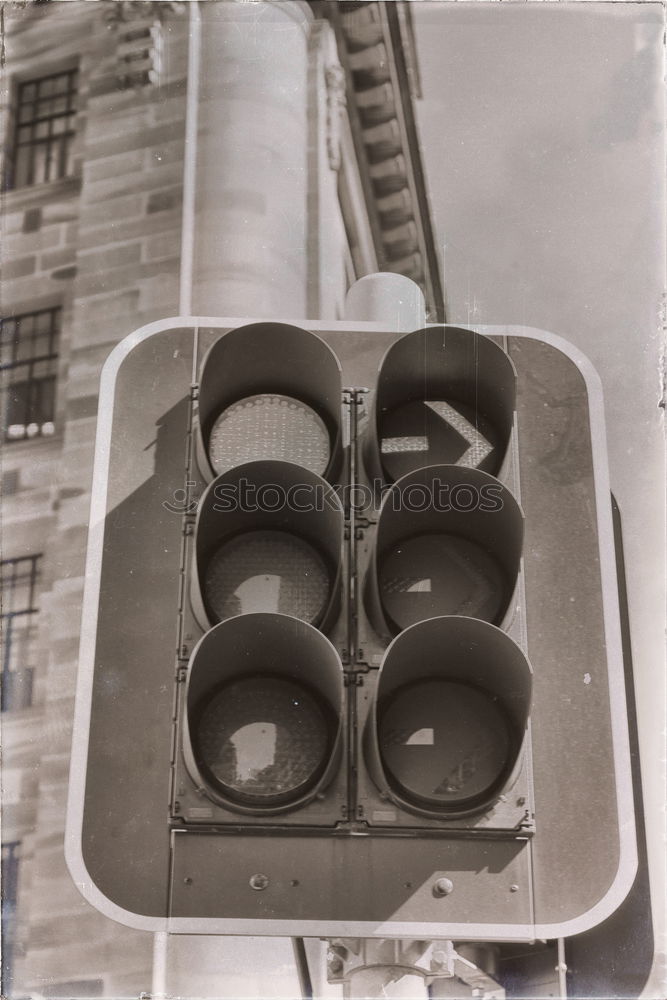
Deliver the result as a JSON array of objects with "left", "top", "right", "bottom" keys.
[
  {"left": 364, "top": 325, "right": 516, "bottom": 482},
  {"left": 189, "top": 460, "right": 343, "bottom": 633},
  {"left": 67, "top": 308, "right": 637, "bottom": 945},
  {"left": 173, "top": 321, "right": 349, "bottom": 832},
  {"left": 195, "top": 321, "right": 343, "bottom": 484},
  {"left": 362, "top": 616, "right": 532, "bottom": 822},
  {"left": 357, "top": 326, "right": 531, "bottom": 834},
  {"left": 181, "top": 614, "right": 344, "bottom": 818}
]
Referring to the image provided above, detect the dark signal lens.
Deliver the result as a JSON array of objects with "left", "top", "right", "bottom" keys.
[
  {"left": 204, "top": 530, "right": 330, "bottom": 624},
  {"left": 208, "top": 394, "right": 330, "bottom": 476},
  {"left": 379, "top": 680, "right": 512, "bottom": 810},
  {"left": 378, "top": 534, "right": 508, "bottom": 631},
  {"left": 195, "top": 676, "right": 331, "bottom": 807}
]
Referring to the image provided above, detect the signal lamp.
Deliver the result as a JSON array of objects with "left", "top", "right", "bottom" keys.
[
  {"left": 197, "top": 322, "right": 343, "bottom": 483},
  {"left": 366, "top": 465, "right": 523, "bottom": 637},
  {"left": 183, "top": 613, "right": 344, "bottom": 814},
  {"left": 366, "top": 616, "right": 532, "bottom": 817},
  {"left": 203, "top": 529, "right": 330, "bottom": 625},
  {"left": 367, "top": 326, "right": 517, "bottom": 482},
  {"left": 208, "top": 394, "right": 331, "bottom": 477},
  {"left": 190, "top": 460, "right": 343, "bottom": 633}
]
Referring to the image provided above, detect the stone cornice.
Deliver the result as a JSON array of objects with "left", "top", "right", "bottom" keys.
[{"left": 324, "top": 0, "right": 445, "bottom": 321}]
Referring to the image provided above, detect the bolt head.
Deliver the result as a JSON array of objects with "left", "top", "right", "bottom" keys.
[
  {"left": 432, "top": 877, "right": 454, "bottom": 897},
  {"left": 328, "top": 955, "right": 344, "bottom": 975},
  {"left": 249, "top": 873, "right": 270, "bottom": 891}
]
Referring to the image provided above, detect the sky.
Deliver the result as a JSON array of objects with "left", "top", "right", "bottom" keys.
[{"left": 413, "top": 3, "right": 665, "bottom": 993}]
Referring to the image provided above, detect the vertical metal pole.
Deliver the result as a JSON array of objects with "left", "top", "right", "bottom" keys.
[
  {"left": 557, "top": 938, "right": 568, "bottom": 998},
  {"left": 293, "top": 938, "right": 314, "bottom": 1000},
  {"left": 151, "top": 931, "right": 169, "bottom": 999}
]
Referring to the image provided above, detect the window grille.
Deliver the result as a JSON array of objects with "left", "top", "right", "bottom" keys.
[
  {"left": 1, "top": 555, "right": 42, "bottom": 712},
  {"left": 11, "top": 69, "right": 78, "bottom": 188},
  {"left": 1, "top": 307, "right": 61, "bottom": 443}
]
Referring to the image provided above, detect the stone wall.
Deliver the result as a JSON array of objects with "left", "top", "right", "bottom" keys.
[{"left": 3, "top": 5, "right": 188, "bottom": 994}]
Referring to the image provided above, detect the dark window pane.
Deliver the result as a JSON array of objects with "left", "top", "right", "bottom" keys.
[
  {"left": 15, "top": 335, "right": 34, "bottom": 363},
  {"left": 64, "top": 135, "right": 75, "bottom": 178},
  {"left": 0, "top": 318, "right": 18, "bottom": 343},
  {"left": 13, "top": 146, "right": 30, "bottom": 188},
  {"left": 0, "top": 329, "right": 17, "bottom": 367},
  {"left": 37, "top": 97, "right": 55, "bottom": 118},
  {"left": 35, "top": 310, "right": 54, "bottom": 334},
  {"left": 5, "top": 382, "right": 30, "bottom": 435},
  {"left": 18, "top": 103, "right": 35, "bottom": 124},
  {"left": 51, "top": 136, "right": 65, "bottom": 180},
  {"left": 34, "top": 376, "right": 56, "bottom": 425},
  {"left": 38, "top": 76, "right": 56, "bottom": 97},
  {"left": 31, "top": 142, "right": 48, "bottom": 184},
  {"left": 1, "top": 664, "right": 34, "bottom": 712},
  {"left": 32, "top": 334, "right": 52, "bottom": 360},
  {"left": 51, "top": 75, "right": 70, "bottom": 96},
  {"left": 43, "top": 144, "right": 55, "bottom": 182},
  {"left": 3, "top": 615, "right": 39, "bottom": 670}
]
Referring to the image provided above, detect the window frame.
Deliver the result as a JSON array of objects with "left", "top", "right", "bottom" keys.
[
  {"left": 1, "top": 554, "right": 42, "bottom": 714},
  {"left": 1, "top": 306, "right": 62, "bottom": 444},
  {"left": 7, "top": 66, "right": 79, "bottom": 191}
]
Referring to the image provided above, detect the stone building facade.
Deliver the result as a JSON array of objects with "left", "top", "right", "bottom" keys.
[{"left": 1, "top": 3, "right": 442, "bottom": 996}]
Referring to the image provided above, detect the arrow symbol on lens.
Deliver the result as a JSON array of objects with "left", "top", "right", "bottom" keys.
[{"left": 425, "top": 401, "right": 493, "bottom": 468}]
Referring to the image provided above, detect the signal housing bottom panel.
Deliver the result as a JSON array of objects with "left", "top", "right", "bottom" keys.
[{"left": 169, "top": 831, "right": 533, "bottom": 936}]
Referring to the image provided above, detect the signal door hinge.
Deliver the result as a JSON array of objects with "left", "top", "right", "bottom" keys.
[
  {"left": 169, "top": 667, "right": 188, "bottom": 826},
  {"left": 176, "top": 515, "right": 197, "bottom": 662}
]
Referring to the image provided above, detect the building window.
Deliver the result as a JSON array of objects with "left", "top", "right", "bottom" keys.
[
  {"left": 11, "top": 69, "right": 78, "bottom": 189},
  {"left": 1, "top": 555, "right": 42, "bottom": 713},
  {"left": 1, "top": 841, "right": 21, "bottom": 995},
  {"left": 1, "top": 307, "right": 61, "bottom": 442}
]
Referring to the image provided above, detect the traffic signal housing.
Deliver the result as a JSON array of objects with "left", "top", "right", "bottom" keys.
[
  {"left": 67, "top": 311, "right": 637, "bottom": 945},
  {"left": 182, "top": 613, "right": 344, "bottom": 816},
  {"left": 364, "top": 616, "right": 532, "bottom": 819},
  {"left": 365, "top": 325, "right": 516, "bottom": 482},
  {"left": 196, "top": 321, "right": 344, "bottom": 484},
  {"left": 364, "top": 464, "right": 524, "bottom": 636},
  {"left": 189, "top": 460, "right": 344, "bottom": 632}
]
